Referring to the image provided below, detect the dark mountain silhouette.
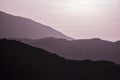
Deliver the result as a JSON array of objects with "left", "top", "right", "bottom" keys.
[
  {"left": 115, "top": 41, "right": 120, "bottom": 47},
  {"left": 13, "top": 37, "right": 120, "bottom": 64},
  {"left": 0, "top": 11, "right": 73, "bottom": 40},
  {"left": 0, "top": 39, "right": 120, "bottom": 80}
]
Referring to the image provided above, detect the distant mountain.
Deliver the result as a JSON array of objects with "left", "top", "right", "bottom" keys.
[
  {"left": 13, "top": 38, "right": 120, "bottom": 64},
  {"left": 0, "top": 39, "right": 120, "bottom": 80},
  {"left": 0, "top": 11, "right": 73, "bottom": 40}
]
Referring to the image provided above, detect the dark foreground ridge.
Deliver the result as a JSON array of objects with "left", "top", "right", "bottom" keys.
[{"left": 0, "top": 39, "right": 120, "bottom": 80}]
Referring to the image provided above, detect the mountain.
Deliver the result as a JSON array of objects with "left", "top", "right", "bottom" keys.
[
  {"left": 0, "top": 11, "right": 73, "bottom": 40},
  {"left": 0, "top": 39, "right": 120, "bottom": 80},
  {"left": 13, "top": 38, "right": 120, "bottom": 64}
]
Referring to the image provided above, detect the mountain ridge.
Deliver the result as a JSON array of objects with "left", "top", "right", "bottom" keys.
[
  {"left": 0, "top": 11, "right": 73, "bottom": 40},
  {"left": 12, "top": 37, "right": 120, "bottom": 64}
]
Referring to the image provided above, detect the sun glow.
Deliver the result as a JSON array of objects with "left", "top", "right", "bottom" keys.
[{"left": 66, "top": 0, "right": 101, "bottom": 13}]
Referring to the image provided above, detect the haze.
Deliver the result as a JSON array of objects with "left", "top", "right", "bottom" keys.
[{"left": 0, "top": 0, "right": 120, "bottom": 41}]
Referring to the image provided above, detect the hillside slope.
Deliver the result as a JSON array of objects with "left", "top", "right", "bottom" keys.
[{"left": 0, "top": 11, "right": 73, "bottom": 40}]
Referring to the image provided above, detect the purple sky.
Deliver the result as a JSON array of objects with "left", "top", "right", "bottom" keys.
[{"left": 0, "top": 0, "right": 120, "bottom": 41}]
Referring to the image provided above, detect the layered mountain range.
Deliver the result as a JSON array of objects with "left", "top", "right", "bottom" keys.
[
  {"left": 0, "top": 11, "right": 120, "bottom": 64},
  {"left": 1, "top": 39, "right": 120, "bottom": 80},
  {"left": 1, "top": 11, "right": 120, "bottom": 80}
]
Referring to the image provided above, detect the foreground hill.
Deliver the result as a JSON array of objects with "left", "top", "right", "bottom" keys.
[
  {"left": 0, "top": 11, "right": 72, "bottom": 40},
  {"left": 13, "top": 38, "right": 120, "bottom": 64},
  {"left": 0, "top": 39, "right": 120, "bottom": 80}
]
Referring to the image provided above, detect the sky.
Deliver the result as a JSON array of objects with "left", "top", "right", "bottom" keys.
[{"left": 0, "top": 0, "right": 120, "bottom": 41}]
